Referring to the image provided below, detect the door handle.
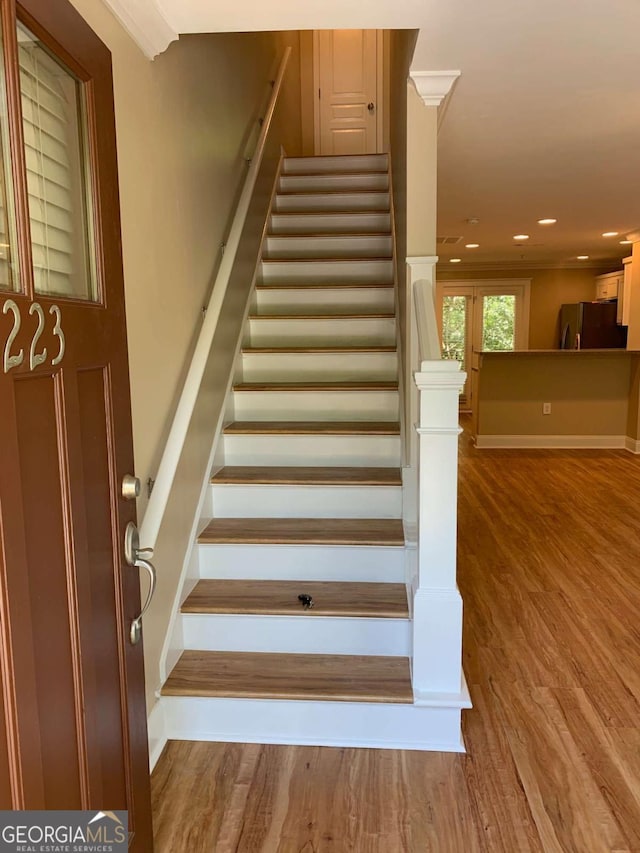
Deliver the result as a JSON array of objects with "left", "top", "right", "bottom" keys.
[
  {"left": 367, "top": 102, "right": 375, "bottom": 113},
  {"left": 124, "top": 521, "right": 157, "bottom": 645}
]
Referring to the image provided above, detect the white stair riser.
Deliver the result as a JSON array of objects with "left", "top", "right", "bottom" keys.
[
  {"left": 283, "top": 154, "right": 388, "bottom": 175},
  {"left": 160, "top": 696, "right": 465, "bottom": 753},
  {"left": 254, "top": 286, "right": 394, "bottom": 315},
  {"left": 279, "top": 173, "right": 389, "bottom": 193},
  {"left": 270, "top": 212, "right": 391, "bottom": 235},
  {"left": 240, "top": 351, "right": 397, "bottom": 382},
  {"left": 263, "top": 235, "right": 392, "bottom": 260},
  {"left": 247, "top": 317, "right": 396, "bottom": 347},
  {"left": 273, "top": 192, "right": 390, "bottom": 213},
  {"left": 197, "top": 543, "right": 406, "bottom": 582},
  {"left": 222, "top": 434, "right": 401, "bottom": 467},
  {"left": 210, "top": 483, "right": 402, "bottom": 519},
  {"left": 260, "top": 259, "right": 393, "bottom": 284},
  {"left": 232, "top": 389, "right": 399, "bottom": 421},
  {"left": 180, "top": 614, "right": 410, "bottom": 656}
]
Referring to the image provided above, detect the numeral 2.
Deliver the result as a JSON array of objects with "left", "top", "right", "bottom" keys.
[
  {"left": 2, "top": 299, "right": 24, "bottom": 373},
  {"left": 29, "top": 303, "right": 47, "bottom": 370},
  {"left": 2, "top": 300, "right": 65, "bottom": 374}
]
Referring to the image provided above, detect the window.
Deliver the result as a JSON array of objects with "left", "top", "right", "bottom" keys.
[{"left": 438, "top": 279, "right": 530, "bottom": 409}]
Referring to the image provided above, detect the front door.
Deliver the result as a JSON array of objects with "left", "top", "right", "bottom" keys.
[
  {"left": 316, "top": 30, "right": 381, "bottom": 155},
  {"left": 0, "top": 0, "right": 152, "bottom": 846}
]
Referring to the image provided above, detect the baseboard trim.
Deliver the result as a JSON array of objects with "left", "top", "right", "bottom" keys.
[
  {"left": 147, "top": 700, "right": 168, "bottom": 772},
  {"left": 475, "top": 434, "right": 627, "bottom": 451},
  {"left": 625, "top": 436, "right": 640, "bottom": 454},
  {"left": 158, "top": 695, "right": 467, "bottom": 754}
]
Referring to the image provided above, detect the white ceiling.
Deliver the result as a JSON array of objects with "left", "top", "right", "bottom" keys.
[
  {"left": 413, "top": 0, "right": 640, "bottom": 269},
  {"left": 104, "top": 0, "right": 640, "bottom": 269}
]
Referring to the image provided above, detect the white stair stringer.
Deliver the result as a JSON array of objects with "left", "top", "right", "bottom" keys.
[{"left": 156, "top": 153, "right": 469, "bottom": 760}]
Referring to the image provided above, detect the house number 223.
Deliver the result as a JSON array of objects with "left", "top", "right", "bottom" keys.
[{"left": 2, "top": 299, "right": 65, "bottom": 374}]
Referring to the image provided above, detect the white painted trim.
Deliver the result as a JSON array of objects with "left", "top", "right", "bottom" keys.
[
  {"left": 406, "top": 255, "right": 439, "bottom": 265},
  {"left": 625, "top": 436, "right": 640, "bottom": 454},
  {"left": 475, "top": 434, "right": 628, "bottom": 450},
  {"left": 161, "top": 695, "right": 467, "bottom": 753},
  {"left": 138, "top": 49, "right": 291, "bottom": 553},
  {"left": 409, "top": 71, "right": 461, "bottom": 107},
  {"left": 147, "top": 700, "right": 167, "bottom": 772},
  {"left": 100, "top": 0, "right": 177, "bottom": 59},
  {"left": 180, "top": 613, "right": 411, "bottom": 657}
]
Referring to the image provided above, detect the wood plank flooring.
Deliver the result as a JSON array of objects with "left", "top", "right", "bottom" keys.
[
  {"left": 198, "top": 518, "right": 405, "bottom": 546},
  {"left": 152, "top": 420, "right": 640, "bottom": 851},
  {"left": 181, "top": 580, "right": 409, "bottom": 617},
  {"left": 161, "top": 650, "right": 413, "bottom": 703}
]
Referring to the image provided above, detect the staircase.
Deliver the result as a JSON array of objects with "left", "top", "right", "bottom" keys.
[{"left": 158, "top": 154, "right": 465, "bottom": 751}]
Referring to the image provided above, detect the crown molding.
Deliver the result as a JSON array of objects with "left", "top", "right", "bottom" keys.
[
  {"left": 409, "top": 70, "right": 461, "bottom": 107},
  {"left": 101, "top": 0, "right": 178, "bottom": 59}
]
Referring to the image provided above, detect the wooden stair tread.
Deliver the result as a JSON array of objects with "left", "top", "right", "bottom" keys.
[
  {"left": 181, "top": 580, "right": 409, "bottom": 617},
  {"left": 276, "top": 190, "right": 389, "bottom": 197},
  {"left": 223, "top": 421, "right": 400, "bottom": 435},
  {"left": 272, "top": 209, "right": 391, "bottom": 216},
  {"left": 211, "top": 466, "right": 402, "bottom": 486},
  {"left": 249, "top": 313, "right": 394, "bottom": 320},
  {"left": 198, "top": 518, "right": 405, "bottom": 546},
  {"left": 232, "top": 381, "right": 398, "bottom": 392},
  {"left": 242, "top": 345, "right": 396, "bottom": 353},
  {"left": 267, "top": 231, "right": 391, "bottom": 239},
  {"left": 255, "top": 282, "right": 393, "bottom": 290},
  {"left": 281, "top": 170, "right": 388, "bottom": 178},
  {"left": 261, "top": 256, "right": 392, "bottom": 263},
  {"left": 162, "top": 650, "right": 413, "bottom": 703}
]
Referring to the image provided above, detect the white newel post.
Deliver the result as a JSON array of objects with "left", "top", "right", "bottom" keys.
[
  {"left": 407, "top": 257, "right": 467, "bottom": 701},
  {"left": 413, "top": 360, "right": 466, "bottom": 699}
]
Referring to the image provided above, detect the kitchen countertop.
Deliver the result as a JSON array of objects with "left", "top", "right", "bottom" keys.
[{"left": 477, "top": 348, "right": 640, "bottom": 355}]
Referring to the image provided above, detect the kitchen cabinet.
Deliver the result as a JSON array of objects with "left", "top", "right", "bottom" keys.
[{"left": 595, "top": 270, "right": 623, "bottom": 302}]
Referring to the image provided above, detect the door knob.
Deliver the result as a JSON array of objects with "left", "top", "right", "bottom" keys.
[
  {"left": 124, "top": 522, "right": 156, "bottom": 645},
  {"left": 367, "top": 102, "right": 375, "bottom": 113}
]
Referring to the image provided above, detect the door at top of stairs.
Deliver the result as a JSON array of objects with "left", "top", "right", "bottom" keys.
[{"left": 316, "top": 30, "right": 383, "bottom": 156}]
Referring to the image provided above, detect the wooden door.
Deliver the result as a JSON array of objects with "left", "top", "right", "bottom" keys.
[
  {"left": 0, "top": 0, "right": 153, "bottom": 846},
  {"left": 316, "top": 30, "right": 380, "bottom": 155}
]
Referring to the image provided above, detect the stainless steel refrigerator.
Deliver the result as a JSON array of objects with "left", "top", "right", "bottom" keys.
[{"left": 559, "top": 302, "right": 627, "bottom": 349}]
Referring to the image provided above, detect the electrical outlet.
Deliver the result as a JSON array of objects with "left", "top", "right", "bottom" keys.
[{"left": 543, "top": 402, "right": 551, "bottom": 415}]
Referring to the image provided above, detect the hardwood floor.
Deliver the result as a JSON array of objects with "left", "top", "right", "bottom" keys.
[{"left": 151, "top": 425, "right": 640, "bottom": 851}]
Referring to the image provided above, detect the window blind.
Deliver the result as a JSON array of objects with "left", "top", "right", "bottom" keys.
[{"left": 18, "top": 28, "right": 94, "bottom": 300}]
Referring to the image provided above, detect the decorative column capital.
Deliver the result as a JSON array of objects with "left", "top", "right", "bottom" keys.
[{"left": 409, "top": 71, "right": 461, "bottom": 107}]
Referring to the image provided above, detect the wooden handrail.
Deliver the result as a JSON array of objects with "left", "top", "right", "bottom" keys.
[{"left": 139, "top": 47, "right": 291, "bottom": 552}]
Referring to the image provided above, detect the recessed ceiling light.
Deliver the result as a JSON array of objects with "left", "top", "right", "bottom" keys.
[
  {"left": 620, "top": 239, "right": 633, "bottom": 245},
  {"left": 465, "top": 243, "right": 479, "bottom": 249},
  {"left": 449, "top": 258, "right": 462, "bottom": 263},
  {"left": 577, "top": 255, "right": 590, "bottom": 260},
  {"left": 513, "top": 234, "right": 529, "bottom": 240},
  {"left": 537, "top": 218, "right": 557, "bottom": 225},
  {"left": 602, "top": 231, "right": 619, "bottom": 238}
]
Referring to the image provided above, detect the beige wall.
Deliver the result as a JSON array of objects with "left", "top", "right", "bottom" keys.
[
  {"left": 477, "top": 352, "right": 632, "bottom": 437},
  {"left": 406, "top": 87, "right": 437, "bottom": 257},
  {"left": 627, "top": 355, "right": 640, "bottom": 441},
  {"left": 438, "top": 267, "right": 609, "bottom": 349},
  {"left": 69, "top": 0, "right": 302, "bottom": 708}
]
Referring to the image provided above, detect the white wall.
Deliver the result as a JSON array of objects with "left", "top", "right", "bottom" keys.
[{"left": 69, "top": 0, "right": 302, "bottom": 706}]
